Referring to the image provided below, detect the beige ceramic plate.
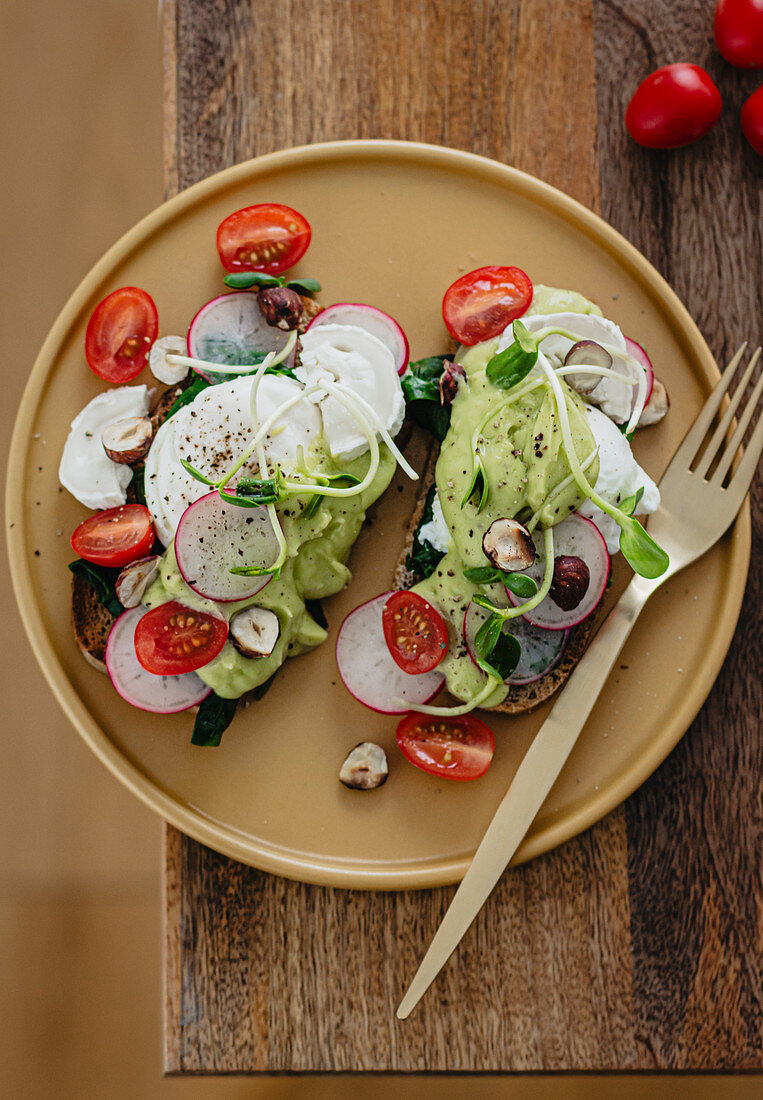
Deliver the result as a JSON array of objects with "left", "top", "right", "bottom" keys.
[{"left": 7, "top": 141, "right": 750, "bottom": 889}]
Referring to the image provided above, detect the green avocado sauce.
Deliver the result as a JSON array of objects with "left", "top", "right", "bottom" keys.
[
  {"left": 411, "top": 285, "right": 601, "bottom": 704},
  {"left": 144, "top": 444, "right": 396, "bottom": 698}
]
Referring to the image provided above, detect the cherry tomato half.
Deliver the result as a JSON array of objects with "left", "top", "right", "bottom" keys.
[
  {"left": 396, "top": 712, "right": 496, "bottom": 781},
  {"left": 382, "top": 591, "right": 448, "bottom": 675},
  {"left": 85, "top": 287, "right": 158, "bottom": 383},
  {"left": 442, "top": 266, "right": 533, "bottom": 346},
  {"left": 71, "top": 504, "right": 154, "bottom": 568},
  {"left": 742, "top": 85, "right": 763, "bottom": 153},
  {"left": 134, "top": 601, "right": 228, "bottom": 675},
  {"left": 625, "top": 64, "right": 723, "bottom": 149},
  {"left": 216, "top": 203, "right": 312, "bottom": 275},
  {"left": 714, "top": 0, "right": 763, "bottom": 69}
]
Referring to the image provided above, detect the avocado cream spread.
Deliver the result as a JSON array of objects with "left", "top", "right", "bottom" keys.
[
  {"left": 144, "top": 444, "right": 396, "bottom": 698},
  {"left": 411, "top": 285, "right": 602, "bottom": 704}
]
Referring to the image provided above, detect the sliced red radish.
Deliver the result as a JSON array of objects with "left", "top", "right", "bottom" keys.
[
  {"left": 507, "top": 514, "right": 610, "bottom": 630},
  {"left": 306, "top": 303, "right": 409, "bottom": 375},
  {"left": 175, "top": 491, "right": 277, "bottom": 603},
  {"left": 105, "top": 607, "right": 212, "bottom": 713},
  {"left": 336, "top": 592, "right": 445, "bottom": 714},
  {"left": 463, "top": 601, "right": 570, "bottom": 685},
  {"left": 187, "top": 292, "right": 295, "bottom": 381},
  {"left": 624, "top": 336, "right": 654, "bottom": 409}
]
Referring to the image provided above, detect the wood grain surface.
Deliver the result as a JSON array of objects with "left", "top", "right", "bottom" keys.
[{"left": 162, "top": 0, "right": 762, "bottom": 1072}]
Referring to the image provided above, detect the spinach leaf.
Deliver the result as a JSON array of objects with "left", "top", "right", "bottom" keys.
[
  {"left": 473, "top": 612, "right": 521, "bottom": 680},
  {"left": 165, "top": 375, "right": 211, "bottom": 420},
  {"left": 68, "top": 559, "right": 122, "bottom": 618},
  {"left": 191, "top": 693, "right": 238, "bottom": 747},
  {"left": 401, "top": 356, "right": 452, "bottom": 442},
  {"left": 130, "top": 465, "right": 147, "bottom": 506},
  {"left": 405, "top": 484, "right": 446, "bottom": 582}
]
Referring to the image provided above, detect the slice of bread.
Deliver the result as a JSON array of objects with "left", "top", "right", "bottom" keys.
[{"left": 392, "top": 441, "right": 600, "bottom": 714}]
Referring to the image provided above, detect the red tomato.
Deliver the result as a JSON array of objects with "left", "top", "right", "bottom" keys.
[
  {"left": 85, "top": 287, "right": 158, "bottom": 383},
  {"left": 134, "top": 601, "right": 228, "bottom": 675},
  {"left": 382, "top": 591, "right": 448, "bottom": 675},
  {"left": 396, "top": 712, "right": 496, "bottom": 781},
  {"left": 442, "top": 266, "right": 533, "bottom": 346},
  {"left": 741, "top": 85, "right": 763, "bottom": 152},
  {"left": 625, "top": 64, "right": 723, "bottom": 149},
  {"left": 714, "top": 0, "right": 763, "bottom": 69},
  {"left": 71, "top": 504, "right": 154, "bottom": 568},
  {"left": 216, "top": 203, "right": 311, "bottom": 275}
]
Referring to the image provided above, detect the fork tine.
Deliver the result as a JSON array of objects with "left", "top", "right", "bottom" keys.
[
  {"left": 694, "top": 347, "right": 761, "bottom": 479},
  {"left": 669, "top": 344, "right": 747, "bottom": 469},
  {"left": 712, "top": 358, "right": 763, "bottom": 487}
]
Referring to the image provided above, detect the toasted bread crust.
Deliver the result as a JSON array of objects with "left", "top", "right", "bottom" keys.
[{"left": 392, "top": 438, "right": 601, "bottom": 714}]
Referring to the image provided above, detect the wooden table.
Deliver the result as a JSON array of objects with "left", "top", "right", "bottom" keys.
[{"left": 162, "top": 0, "right": 762, "bottom": 1073}]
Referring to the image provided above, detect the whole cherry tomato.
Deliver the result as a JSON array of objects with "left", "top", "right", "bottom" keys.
[
  {"left": 741, "top": 85, "right": 763, "bottom": 152},
  {"left": 714, "top": 0, "right": 763, "bottom": 69},
  {"left": 625, "top": 64, "right": 723, "bottom": 149}
]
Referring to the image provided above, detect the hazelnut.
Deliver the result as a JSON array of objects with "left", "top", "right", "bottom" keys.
[
  {"left": 637, "top": 378, "right": 670, "bottom": 427},
  {"left": 258, "top": 286, "right": 304, "bottom": 331},
  {"left": 339, "top": 742, "right": 388, "bottom": 790},
  {"left": 115, "top": 556, "right": 161, "bottom": 608},
  {"left": 101, "top": 416, "right": 153, "bottom": 465},
  {"left": 482, "top": 518, "right": 536, "bottom": 572},
  {"left": 229, "top": 607, "right": 280, "bottom": 659},
  {"left": 549, "top": 555, "right": 590, "bottom": 611},
  {"left": 438, "top": 361, "right": 466, "bottom": 405}
]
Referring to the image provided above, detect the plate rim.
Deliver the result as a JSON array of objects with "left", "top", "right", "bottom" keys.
[{"left": 5, "top": 138, "right": 751, "bottom": 889}]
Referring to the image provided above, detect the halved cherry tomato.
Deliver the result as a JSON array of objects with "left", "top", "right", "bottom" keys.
[
  {"left": 382, "top": 591, "right": 448, "bottom": 675},
  {"left": 714, "top": 0, "right": 763, "bottom": 69},
  {"left": 625, "top": 64, "right": 722, "bottom": 149},
  {"left": 134, "top": 600, "right": 228, "bottom": 675},
  {"left": 442, "top": 266, "right": 533, "bottom": 346},
  {"left": 216, "top": 203, "right": 311, "bottom": 275},
  {"left": 71, "top": 504, "right": 154, "bottom": 568},
  {"left": 85, "top": 287, "right": 158, "bottom": 383},
  {"left": 396, "top": 712, "right": 496, "bottom": 781},
  {"left": 741, "top": 85, "right": 763, "bottom": 153}
]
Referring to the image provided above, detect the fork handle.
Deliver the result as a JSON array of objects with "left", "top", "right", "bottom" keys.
[{"left": 538, "top": 574, "right": 652, "bottom": 754}]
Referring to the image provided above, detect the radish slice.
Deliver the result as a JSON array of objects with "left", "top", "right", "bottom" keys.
[
  {"left": 624, "top": 336, "right": 654, "bottom": 411},
  {"left": 336, "top": 593, "right": 444, "bottom": 713},
  {"left": 307, "top": 303, "right": 409, "bottom": 375},
  {"left": 187, "top": 292, "right": 295, "bottom": 382},
  {"left": 105, "top": 607, "right": 212, "bottom": 713},
  {"left": 507, "top": 514, "right": 610, "bottom": 630},
  {"left": 175, "top": 490, "right": 277, "bottom": 603},
  {"left": 463, "top": 602, "right": 570, "bottom": 685}
]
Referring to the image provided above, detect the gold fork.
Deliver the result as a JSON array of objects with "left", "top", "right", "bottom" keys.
[{"left": 397, "top": 343, "right": 763, "bottom": 1020}]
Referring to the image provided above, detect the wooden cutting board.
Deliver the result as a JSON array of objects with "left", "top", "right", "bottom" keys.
[{"left": 162, "top": 0, "right": 762, "bottom": 1072}]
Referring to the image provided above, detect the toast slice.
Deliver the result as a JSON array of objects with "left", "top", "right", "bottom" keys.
[{"left": 392, "top": 442, "right": 600, "bottom": 715}]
